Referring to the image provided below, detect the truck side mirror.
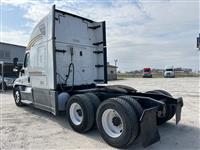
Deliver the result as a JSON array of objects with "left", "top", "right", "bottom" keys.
[
  {"left": 13, "top": 57, "right": 18, "bottom": 67},
  {"left": 13, "top": 57, "right": 24, "bottom": 75},
  {"left": 20, "top": 69, "right": 25, "bottom": 74},
  {"left": 13, "top": 57, "right": 19, "bottom": 73}
]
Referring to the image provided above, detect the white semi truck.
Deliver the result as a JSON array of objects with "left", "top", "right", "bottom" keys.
[
  {"left": 13, "top": 5, "right": 183, "bottom": 148},
  {"left": 164, "top": 66, "right": 175, "bottom": 78}
]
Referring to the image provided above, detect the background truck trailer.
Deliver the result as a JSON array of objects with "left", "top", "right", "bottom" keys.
[{"left": 13, "top": 5, "right": 183, "bottom": 148}]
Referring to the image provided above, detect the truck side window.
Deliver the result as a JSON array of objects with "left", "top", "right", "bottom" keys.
[{"left": 24, "top": 53, "right": 30, "bottom": 68}]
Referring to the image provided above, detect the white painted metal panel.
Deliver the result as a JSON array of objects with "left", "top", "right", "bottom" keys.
[
  {"left": 54, "top": 11, "right": 105, "bottom": 86},
  {"left": 26, "top": 9, "right": 55, "bottom": 90},
  {"left": 31, "top": 75, "right": 47, "bottom": 88}
]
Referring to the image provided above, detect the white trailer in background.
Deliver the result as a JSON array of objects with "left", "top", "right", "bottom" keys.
[
  {"left": 164, "top": 66, "right": 175, "bottom": 78},
  {"left": 13, "top": 5, "right": 183, "bottom": 148}
]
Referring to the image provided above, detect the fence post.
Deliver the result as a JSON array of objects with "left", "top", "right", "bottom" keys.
[{"left": 0, "top": 61, "right": 4, "bottom": 92}]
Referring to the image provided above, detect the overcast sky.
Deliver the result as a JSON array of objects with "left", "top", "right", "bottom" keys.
[{"left": 0, "top": 0, "right": 199, "bottom": 71}]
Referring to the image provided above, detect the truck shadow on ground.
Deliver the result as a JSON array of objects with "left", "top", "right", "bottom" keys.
[
  {"left": 21, "top": 105, "right": 200, "bottom": 150},
  {"left": 21, "top": 105, "right": 107, "bottom": 145}
]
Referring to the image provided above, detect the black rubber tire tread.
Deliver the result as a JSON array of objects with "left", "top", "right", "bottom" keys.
[
  {"left": 66, "top": 94, "right": 95, "bottom": 133},
  {"left": 118, "top": 95, "right": 143, "bottom": 119},
  {"left": 118, "top": 95, "right": 143, "bottom": 146},
  {"left": 84, "top": 93, "right": 101, "bottom": 128},
  {"left": 96, "top": 97, "right": 139, "bottom": 148},
  {"left": 146, "top": 90, "right": 175, "bottom": 118},
  {"left": 84, "top": 93, "right": 101, "bottom": 109},
  {"left": 145, "top": 90, "right": 175, "bottom": 125},
  {"left": 153, "top": 90, "right": 176, "bottom": 120},
  {"left": 13, "top": 86, "right": 23, "bottom": 106}
]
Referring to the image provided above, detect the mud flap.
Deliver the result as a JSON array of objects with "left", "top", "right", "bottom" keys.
[
  {"left": 176, "top": 97, "right": 183, "bottom": 124},
  {"left": 140, "top": 107, "right": 160, "bottom": 147}
]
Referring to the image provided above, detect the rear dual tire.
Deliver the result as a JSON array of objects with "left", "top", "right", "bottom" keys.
[
  {"left": 96, "top": 97, "right": 141, "bottom": 148},
  {"left": 119, "top": 96, "right": 143, "bottom": 120},
  {"left": 66, "top": 94, "right": 142, "bottom": 148},
  {"left": 146, "top": 90, "right": 176, "bottom": 125},
  {"left": 66, "top": 93, "right": 100, "bottom": 133}
]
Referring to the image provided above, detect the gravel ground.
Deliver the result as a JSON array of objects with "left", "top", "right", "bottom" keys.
[{"left": 0, "top": 77, "right": 200, "bottom": 150}]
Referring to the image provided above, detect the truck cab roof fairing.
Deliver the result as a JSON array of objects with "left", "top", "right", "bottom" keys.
[{"left": 26, "top": 12, "right": 51, "bottom": 49}]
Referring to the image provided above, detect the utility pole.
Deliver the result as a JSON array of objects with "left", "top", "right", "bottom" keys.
[
  {"left": 197, "top": 33, "right": 200, "bottom": 50},
  {"left": 114, "top": 59, "right": 118, "bottom": 79},
  {"left": 114, "top": 59, "right": 118, "bottom": 68}
]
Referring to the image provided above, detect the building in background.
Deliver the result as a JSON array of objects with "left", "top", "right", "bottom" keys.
[
  {"left": 0, "top": 42, "right": 26, "bottom": 76},
  {"left": 107, "top": 62, "right": 117, "bottom": 80}
]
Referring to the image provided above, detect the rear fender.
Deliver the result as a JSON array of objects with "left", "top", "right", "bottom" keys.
[
  {"left": 140, "top": 107, "right": 160, "bottom": 147},
  {"left": 135, "top": 96, "right": 183, "bottom": 147}
]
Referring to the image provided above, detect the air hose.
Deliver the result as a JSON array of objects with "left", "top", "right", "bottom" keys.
[{"left": 65, "top": 47, "right": 75, "bottom": 91}]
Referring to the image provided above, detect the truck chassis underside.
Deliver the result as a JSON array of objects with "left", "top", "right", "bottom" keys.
[
  {"left": 14, "top": 84, "right": 183, "bottom": 148},
  {"left": 57, "top": 85, "right": 183, "bottom": 147}
]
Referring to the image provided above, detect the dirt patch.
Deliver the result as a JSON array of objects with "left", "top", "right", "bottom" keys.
[{"left": 0, "top": 77, "right": 199, "bottom": 149}]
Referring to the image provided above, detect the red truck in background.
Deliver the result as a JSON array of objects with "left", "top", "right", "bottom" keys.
[{"left": 143, "top": 68, "right": 152, "bottom": 78}]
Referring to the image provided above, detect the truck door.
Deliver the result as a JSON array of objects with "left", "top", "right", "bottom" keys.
[
  {"left": 21, "top": 52, "right": 30, "bottom": 85},
  {"left": 20, "top": 51, "right": 33, "bottom": 101},
  {"left": 29, "top": 45, "right": 56, "bottom": 114}
]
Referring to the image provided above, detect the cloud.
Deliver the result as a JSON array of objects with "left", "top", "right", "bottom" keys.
[
  {"left": 23, "top": 4, "right": 51, "bottom": 25},
  {"left": 1, "top": 0, "right": 32, "bottom": 6},
  {"left": 0, "top": 0, "right": 199, "bottom": 71},
  {"left": 0, "top": 30, "right": 29, "bottom": 46}
]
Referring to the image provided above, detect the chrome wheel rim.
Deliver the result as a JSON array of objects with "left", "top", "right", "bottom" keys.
[
  {"left": 69, "top": 103, "right": 83, "bottom": 125},
  {"left": 15, "top": 91, "right": 20, "bottom": 103},
  {"left": 102, "top": 109, "right": 123, "bottom": 138}
]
